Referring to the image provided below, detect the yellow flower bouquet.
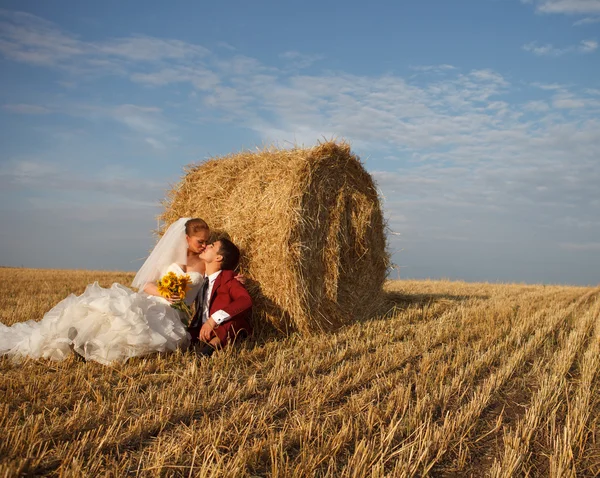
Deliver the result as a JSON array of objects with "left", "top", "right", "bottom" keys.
[{"left": 157, "top": 271, "right": 193, "bottom": 326}]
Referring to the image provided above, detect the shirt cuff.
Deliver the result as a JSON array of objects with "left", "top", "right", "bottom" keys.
[{"left": 211, "top": 310, "right": 231, "bottom": 325}]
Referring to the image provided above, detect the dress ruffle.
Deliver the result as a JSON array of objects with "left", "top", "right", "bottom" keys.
[{"left": 0, "top": 282, "right": 190, "bottom": 365}]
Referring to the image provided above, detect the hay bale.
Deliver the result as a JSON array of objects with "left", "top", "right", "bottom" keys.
[{"left": 161, "top": 141, "right": 389, "bottom": 334}]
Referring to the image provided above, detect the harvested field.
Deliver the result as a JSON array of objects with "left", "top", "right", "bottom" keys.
[{"left": 1, "top": 267, "right": 599, "bottom": 477}]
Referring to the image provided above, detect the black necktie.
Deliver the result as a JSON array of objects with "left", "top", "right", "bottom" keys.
[{"left": 189, "top": 277, "right": 209, "bottom": 330}]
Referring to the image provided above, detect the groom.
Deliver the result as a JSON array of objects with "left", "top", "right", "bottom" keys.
[{"left": 188, "top": 237, "right": 253, "bottom": 356}]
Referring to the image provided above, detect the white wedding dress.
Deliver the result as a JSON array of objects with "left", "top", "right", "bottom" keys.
[{"left": 0, "top": 264, "right": 204, "bottom": 365}]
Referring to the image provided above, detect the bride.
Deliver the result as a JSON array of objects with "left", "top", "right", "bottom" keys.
[{"left": 0, "top": 218, "right": 210, "bottom": 365}]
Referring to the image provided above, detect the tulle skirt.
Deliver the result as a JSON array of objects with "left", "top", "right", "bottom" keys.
[{"left": 0, "top": 282, "right": 190, "bottom": 365}]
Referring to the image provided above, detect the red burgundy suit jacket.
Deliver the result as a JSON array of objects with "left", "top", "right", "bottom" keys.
[{"left": 189, "top": 269, "right": 253, "bottom": 340}]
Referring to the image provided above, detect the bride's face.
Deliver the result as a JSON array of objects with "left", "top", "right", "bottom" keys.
[{"left": 186, "top": 230, "right": 210, "bottom": 254}]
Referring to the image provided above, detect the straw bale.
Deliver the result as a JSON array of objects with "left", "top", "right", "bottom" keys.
[{"left": 160, "top": 141, "right": 389, "bottom": 335}]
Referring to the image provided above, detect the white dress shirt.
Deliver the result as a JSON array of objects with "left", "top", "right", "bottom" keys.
[{"left": 202, "top": 270, "right": 231, "bottom": 325}]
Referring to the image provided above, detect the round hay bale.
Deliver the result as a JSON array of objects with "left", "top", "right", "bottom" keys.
[{"left": 160, "top": 141, "right": 389, "bottom": 335}]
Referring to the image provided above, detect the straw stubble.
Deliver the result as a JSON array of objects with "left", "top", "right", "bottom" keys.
[{"left": 1, "top": 269, "right": 599, "bottom": 476}]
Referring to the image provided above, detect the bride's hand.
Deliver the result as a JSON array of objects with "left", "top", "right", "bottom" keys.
[
  {"left": 167, "top": 294, "right": 181, "bottom": 304},
  {"left": 234, "top": 274, "right": 246, "bottom": 285}
]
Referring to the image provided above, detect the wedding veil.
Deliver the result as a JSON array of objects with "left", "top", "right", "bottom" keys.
[{"left": 131, "top": 217, "right": 190, "bottom": 290}]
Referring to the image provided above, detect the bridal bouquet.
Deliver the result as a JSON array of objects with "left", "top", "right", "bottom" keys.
[{"left": 157, "top": 272, "right": 193, "bottom": 326}]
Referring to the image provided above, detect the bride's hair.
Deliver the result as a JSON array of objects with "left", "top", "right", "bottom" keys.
[{"left": 185, "top": 218, "right": 209, "bottom": 235}]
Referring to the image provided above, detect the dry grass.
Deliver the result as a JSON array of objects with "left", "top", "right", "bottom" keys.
[
  {"left": 1, "top": 267, "right": 600, "bottom": 477},
  {"left": 160, "top": 141, "right": 388, "bottom": 335}
]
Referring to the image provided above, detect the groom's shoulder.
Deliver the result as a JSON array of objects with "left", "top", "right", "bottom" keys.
[
  {"left": 219, "top": 269, "right": 237, "bottom": 284},
  {"left": 219, "top": 270, "right": 250, "bottom": 294}
]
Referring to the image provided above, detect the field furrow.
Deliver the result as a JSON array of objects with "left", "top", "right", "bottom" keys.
[
  {"left": 548, "top": 296, "right": 600, "bottom": 477},
  {"left": 489, "top": 293, "right": 599, "bottom": 477},
  {"left": 388, "top": 289, "right": 594, "bottom": 477}
]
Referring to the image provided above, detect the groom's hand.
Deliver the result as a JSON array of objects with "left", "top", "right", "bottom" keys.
[{"left": 199, "top": 317, "right": 217, "bottom": 342}]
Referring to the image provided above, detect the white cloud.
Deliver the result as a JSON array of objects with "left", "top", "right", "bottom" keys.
[
  {"left": 0, "top": 158, "right": 58, "bottom": 184},
  {"left": 52, "top": 103, "right": 178, "bottom": 149},
  {"left": 0, "top": 157, "right": 164, "bottom": 202},
  {"left": 97, "top": 35, "right": 209, "bottom": 61},
  {"left": 552, "top": 90, "right": 588, "bottom": 108},
  {"left": 215, "top": 41, "right": 236, "bottom": 51},
  {"left": 0, "top": 10, "right": 211, "bottom": 75},
  {"left": 532, "top": 82, "right": 566, "bottom": 90},
  {"left": 469, "top": 69, "right": 508, "bottom": 86},
  {"left": 553, "top": 97, "right": 587, "bottom": 108},
  {"left": 145, "top": 137, "right": 166, "bottom": 150},
  {"left": 130, "top": 66, "right": 220, "bottom": 90},
  {"left": 109, "top": 105, "right": 176, "bottom": 148},
  {"left": 526, "top": 0, "right": 600, "bottom": 14},
  {"left": 579, "top": 39, "right": 598, "bottom": 51},
  {"left": 410, "top": 64, "right": 456, "bottom": 72},
  {"left": 0, "top": 10, "right": 85, "bottom": 66},
  {"left": 215, "top": 54, "right": 274, "bottom": 76},
  {"left": 523, "top": 39, "right": 598, "bottom": 55},
  {"left": 573, "top": 15, "right": 600, "bottom": 24},
  {"left": 279, "top": 51, "right": 324, "bottom": 69},
  {"left": 524, "top": 100, "right": 551, "bottom": 111},
  {"left": 3, "top": 103, "right": 50, "bottom": 114},
  {"left": 523, "top": 42, "right": 568, "bottom": 56}
]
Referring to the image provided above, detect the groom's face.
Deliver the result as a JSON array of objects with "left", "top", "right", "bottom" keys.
[{"left": 200, "top": 241, "right": 222, "bottom": 264}]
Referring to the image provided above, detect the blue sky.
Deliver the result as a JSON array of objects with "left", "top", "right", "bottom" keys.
[{"left": 0, "top": 0, "right": 599, "bottom": 285}]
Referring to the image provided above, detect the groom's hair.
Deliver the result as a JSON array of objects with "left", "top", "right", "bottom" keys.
[
  {"left": 217, "top": 238, "right": 240, "bottom": 271},
  {"left": 185, "top": 218, "right": 209, "bottom": 235}
]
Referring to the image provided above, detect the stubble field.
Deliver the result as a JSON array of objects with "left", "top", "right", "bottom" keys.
[{"left": 1, "top": 267, "right": 599, "bottom": 477}]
